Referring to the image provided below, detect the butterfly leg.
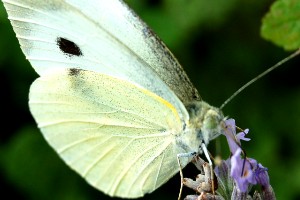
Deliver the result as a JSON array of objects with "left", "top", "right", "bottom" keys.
[{"left": 177, "top": 151, "right": 197, "bottom": 200}]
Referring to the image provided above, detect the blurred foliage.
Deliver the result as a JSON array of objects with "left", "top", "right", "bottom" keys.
[
  {"left": 0, "top": 0, "right": 300, "bottom": 200},
  {"left": 261, "top": 0, "right": 300, "bottom": 50}
]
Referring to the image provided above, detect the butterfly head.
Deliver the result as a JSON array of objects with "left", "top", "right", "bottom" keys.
[{"left": 185, "top": 101, "right": 225, "bottom": 147}]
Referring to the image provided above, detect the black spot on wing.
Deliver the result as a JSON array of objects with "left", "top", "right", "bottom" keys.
[
  {"left": 57, "top": 37, "right": 83, "bottom": 57},
  {"left": 68, "top": 68, "right": 82, "bottom": 76}
]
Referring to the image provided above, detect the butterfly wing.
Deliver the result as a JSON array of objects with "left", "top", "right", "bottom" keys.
[
  {"left": 2, "top": 0, "right": 200, "bottom": 106},
  {"left": 29, "top": 68, "right": 189, "bottom": 197},
  {"left": 2, "top": 0, "right": 198, "bottom": 197}
]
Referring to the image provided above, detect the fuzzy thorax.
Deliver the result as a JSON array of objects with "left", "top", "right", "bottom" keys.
[{"left": 178, "top": 101, "right": 224, "bottom": 154}]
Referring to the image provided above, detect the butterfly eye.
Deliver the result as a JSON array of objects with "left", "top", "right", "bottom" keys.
[{"left": 56, "top": 37, "right": 83, "bottom": 57}]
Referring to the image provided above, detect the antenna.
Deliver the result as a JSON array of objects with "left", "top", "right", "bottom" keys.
[{"left": 220, "top": 48, "right": 300, "bottom": 109}]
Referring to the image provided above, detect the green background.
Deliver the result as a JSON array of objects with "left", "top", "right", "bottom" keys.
[{"left": 0, "top": 0, "right": 299, "bottom": 199}]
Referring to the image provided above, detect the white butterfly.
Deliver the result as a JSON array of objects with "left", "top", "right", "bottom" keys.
[{"left": 2, "top": 0, "right": 225, "bottom": 198}]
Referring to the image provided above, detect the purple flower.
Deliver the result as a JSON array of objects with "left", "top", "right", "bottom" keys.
[
  {"left": 223, "top": 119, "right": 250, "bottom": 154},
  {"left": 251, "top": 160, "right": 270, "bottom": 188},
  {"left": 222, "top": 119, "right": 272, "bottom": 194},
  {"left": 230, "top": 148, "right": 256, "bottom": 192}
]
